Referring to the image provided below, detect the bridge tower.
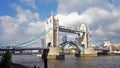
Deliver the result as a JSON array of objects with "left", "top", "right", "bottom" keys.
[
  {"left": 78, "top": 23, "right": 90, "bottom": 48},
  {"left": 45, "top": 15, "right": 64, "bottom": 59},
  {"left": 78, "top": 23, "right": 97, "bottom": 56},
  {"left": 45, "top": 15, "right": 59, "bottom": 47},
  {"left": 103, "top": 41, "right": 112, "bottom": 52}
]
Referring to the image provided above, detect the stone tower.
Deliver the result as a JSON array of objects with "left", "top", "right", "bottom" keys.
[
  {"left": 45, "top": 15, "right": 59, "bottom": 47},
  {"left": 77, "top": 23, "right": 97, "bottom": 57},
  {"left": 78, "top": 23, "right": 90, "bottom": 48},
  {"left": 103, "top": 41, "right": 112, "bottom": 52}
]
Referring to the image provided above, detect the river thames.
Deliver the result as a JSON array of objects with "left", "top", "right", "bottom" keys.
[{"left": 12, "top": 55, "right": 120, "bottom": 68}]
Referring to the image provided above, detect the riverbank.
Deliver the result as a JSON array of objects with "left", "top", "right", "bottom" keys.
[
  {"left": 12, "top": 63, "right": 28, "bottom": 68},
  {"left": 12, "top": 55, "right": 44, "bottom": 68}
]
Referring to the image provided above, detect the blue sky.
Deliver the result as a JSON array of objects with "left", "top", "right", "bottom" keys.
[
  {"left": 0, "top": 0, "right": 57, "bottom": 20},
  {"left": 0, "top": 0, "right": 120, "bottom": 45}
]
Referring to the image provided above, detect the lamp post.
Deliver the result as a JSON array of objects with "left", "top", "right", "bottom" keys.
[{"left": 43, "top": 49, "right": 49, "bottom": 68}]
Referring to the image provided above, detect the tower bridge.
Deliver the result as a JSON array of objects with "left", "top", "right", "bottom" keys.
[
  {"left": 45, "top": 15, "right": 110, "bottom": 59},
  {"left": 0, "top": 15, "right": 111, "bottom": 59}
]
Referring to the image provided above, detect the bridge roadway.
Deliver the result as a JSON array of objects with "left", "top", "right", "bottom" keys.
[{"left": 0, "top": 47, "right": 49, "bottom": 51}]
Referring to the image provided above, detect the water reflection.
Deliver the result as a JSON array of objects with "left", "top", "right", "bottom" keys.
[
  {"left": 12, "top": 55, "right": 120, "bottom": 68},
  {"left": 48, "top": 55, "right": 97, "bottom": 68},
  {"left": 48, "top": 55, "right": 120, "bottom": 68}
]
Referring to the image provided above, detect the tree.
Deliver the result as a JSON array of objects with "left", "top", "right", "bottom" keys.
[{"left": 0, "top": 50, "right": 12, "bottom": 68}]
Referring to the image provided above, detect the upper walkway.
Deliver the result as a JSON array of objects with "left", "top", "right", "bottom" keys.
[{"left": 59, "top": 26, "right": 85, "bottom": 34}]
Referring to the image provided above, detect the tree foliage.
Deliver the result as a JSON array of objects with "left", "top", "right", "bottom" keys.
[{"left": 0, "top": 51, "right": 12, "bottom": 68}]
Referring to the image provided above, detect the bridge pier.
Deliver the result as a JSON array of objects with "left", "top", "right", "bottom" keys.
[
  {"left": 38, "top": 50, "right": 42, "bottom": 53},
  {"left": 75, "top": 49, "right": 81, "bottom": 57},
  {"left": 19, "top": 50, "right": 23, "bottom": 54},
  {"left": 11, "top": 49, "right": 15, "bottom": 55},
  {"left": 75, "top": 48, "right": 97, "bottom": 57},
  {"left": 47, "top": 46, "right": 64, "bottom": 59},
  {"left": 80, "top": 48, "right": 97, "bottom": 57}
]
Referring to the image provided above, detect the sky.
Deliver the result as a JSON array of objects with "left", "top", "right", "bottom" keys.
[{"left": 0, "top": 0, "right": 120, "bottom": 45}]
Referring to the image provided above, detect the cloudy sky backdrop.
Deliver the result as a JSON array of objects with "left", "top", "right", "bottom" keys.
[{"left": 0, "top": 0, "right": 120, "bottom": 45}]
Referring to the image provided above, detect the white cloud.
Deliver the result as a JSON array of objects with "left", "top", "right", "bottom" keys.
[
  {"left": 92, "top": 26, "right": 105, "bottom": 38},
  {"left": 56, "top": 12, "right": 82, "bottom": 27},
  {"left": 0, "top": 5, "right": 45, "bottom": 44},
  {"left": 56, "top": 7, "right": 119, "bottom": 26},
  {"left": 14, "top": 5, "right": 40, "bottom": 23},
  {"left": 21, "top": 0, "right": 36, "bottom": 9},
  {"left": 57, "top": 0, "right": 114, "bottom": 14},
  {"left": 107, "top": 19, "right": 120, "bottom": 32},
  {"left": 56, "top": 0, "right": 120, "bottom": 43},
  {"left": 26, "top": 21, "right": 45, "bottom": 35}
]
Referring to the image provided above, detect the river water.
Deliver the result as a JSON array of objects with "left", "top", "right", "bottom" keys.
[{"left": 12, "top": 55, "right": 120, "bottom": 68}]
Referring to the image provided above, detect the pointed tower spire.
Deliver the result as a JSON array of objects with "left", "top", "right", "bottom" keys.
[
  {"left": 51, "top": 11, "right": 54, "bottom": 18},
  {"left": 51, "top": 11, "right": 53, "bottom": 16},
  {"left": 51, "top": 11, "right": 55, "bottom": 23}
]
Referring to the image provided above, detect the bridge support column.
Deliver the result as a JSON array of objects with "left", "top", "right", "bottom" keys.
[
  {"left": 75, "top": 48, "right": 97, "bottom": 57},
  {"left": 46, "top": 15, "right": 64, "bottom": 59},
  {"left": 38, "top": 50, "right": 42, "bottom": 53},
  {"left": 47, "top": 46, "right": 64, "bottom": 59},
  {"left": 19, "top": 50, "right": 23, "bottom": 54},
  {"left": 75, "top": 49, "right": 81, "bottom": 57},
  {"left": 11, "top": 50, "right": 15, "bottom": 55},
  {"left": 80, "top": 48, "right": 97, "bottom": 57}
]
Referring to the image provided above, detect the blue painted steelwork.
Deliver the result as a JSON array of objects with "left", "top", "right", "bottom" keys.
[
  {"left": 74, "top": 38, "right": 84, "bottom": 52},
  {"left": 89, "top": 35, "right": 103, "bottom": 49},
  {"left": 60, "top": 38, "right": 84, "bottom": 52},
  {"left": 89, "top": 36, "right": 109, "bottom": 50}
]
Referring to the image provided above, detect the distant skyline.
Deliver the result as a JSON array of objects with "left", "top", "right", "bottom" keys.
[{"left": 0, "top": 0, "right": 120, "bottom": 44}]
